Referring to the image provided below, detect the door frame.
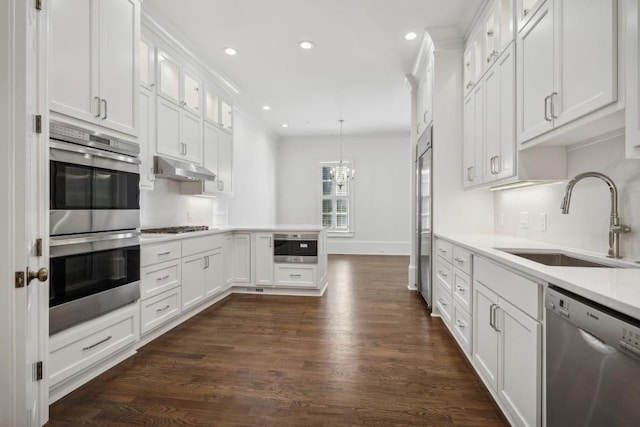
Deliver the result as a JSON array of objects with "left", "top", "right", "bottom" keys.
[{"left": 0, "top": 0, "right": 49, "bottom": 425}]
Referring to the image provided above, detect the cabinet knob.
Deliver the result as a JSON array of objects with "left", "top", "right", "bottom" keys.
[{"left": 27, "top": 267, "right": 48, "bottom": 284}]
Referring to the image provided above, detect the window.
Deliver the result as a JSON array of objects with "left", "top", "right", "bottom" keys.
[{"left": 321, "top": 162, "right": 353, "bottom": 234}]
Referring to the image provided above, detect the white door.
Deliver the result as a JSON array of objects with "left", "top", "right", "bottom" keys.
[
  {"left": 553, "top": 0, "right": 617, "bottom": 127},
  {"left": 98, "top": 0, "right": 138, "bottom": 135},
  {"left": 0, "top": 1, "right": 48, "bottom": 424},
  {"left": 156, "top": 96, "right": 182, "bottom": 159},
  {"left": 483, "top": 64, "right": 500, "bottom": 183},
  {"left": 517, "top": 1, "right": 554, "bottom": 144},
  {"left": 496, "top": 44, "right": 515, "bottom": 181},
  {"left": 463, "top": 94, "right": 476, "bottom": 187},
  {"left": 138, "top": 88, "right": 155, "bottom": 190},
  {"left": 497, "top": 298, "right": 541, "bottom": 427},
  {"left": 254, "top": 233, "right": 274, "bottom": 286},
  {"left": 471, "top": 83, "right": 484, "bottom": 183},
  {"left": 232, "top": 234, "right": 251, "bottom": 284},
  {"left": 181, "top": 254, "right": 204, "bottom": 310},
  {"left": 472, "top": 281, "right": 499, "bottom": 392},
  {"left": 49, "top": 0, "right": 97, "bottom": 123},
  {"left": 181, "top": 110, "right": 202, "bottom": 165},
  {"left": 217, "top": 131, "right": 233, "bottom": 192},
  {"left": 204, "top": 249, "right": 224, "bottom": 297},
  {"left": 203, "top": 123, "right": 219, "bottom": 194},
  {"left": 223, "top": 234, "right": 233, "bottom": 289}
]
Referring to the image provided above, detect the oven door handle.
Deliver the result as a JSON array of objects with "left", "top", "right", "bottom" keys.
[
  {"left": 50, "top": 140, "right": 141, "bottom": 165},
  {"left": 50, "top": 231, "right": 140, "bottom": 247}
]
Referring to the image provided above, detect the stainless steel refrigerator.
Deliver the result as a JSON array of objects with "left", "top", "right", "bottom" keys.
[{"left": 417, "top": 126, "right": 432, "bottom": 306}]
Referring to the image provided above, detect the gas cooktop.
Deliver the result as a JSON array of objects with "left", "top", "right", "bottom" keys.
[{"left": 141, "top": 226, "right": 210, "bottom": 234}]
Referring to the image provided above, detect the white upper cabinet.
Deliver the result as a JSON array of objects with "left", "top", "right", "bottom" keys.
[
  {"left": 205, "top": 86, "right": 220, "bottom": 125},
  {"left": 158, "top": 51, "right": 181, "bottom": 104},
  {"left": 517, "top": 0, "right": 617, "bottom": 145},
  {"left": 156, "top": 96, "right": 202, "bottom": 165},
  {"left": 217, "top": 129, "right": 233, "bottom": 193},
  {"left": 416, "top": 50, "right": 434, "bottom": 138},
  {"left": 202, "top": 123, "right": 220, "bottom": 195},
  {"left": 50, "top": 0, "right": 140, "bottom": 136},
  {"left": 182, "top": 70, "right": 202, "bottom": 115},
  {"left": 140, "top": 39, "right": 155, "bottom": 91},
  {"left": 517, "top": 0, "right": 545, "bottom": 31},
  {"left": 625, "top": 0, "right": 640, "bottom": 158},
  {"left": 221, "top": 100, "right": 234, "bottom": 131}
]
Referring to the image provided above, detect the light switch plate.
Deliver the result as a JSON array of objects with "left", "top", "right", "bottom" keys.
[{"left": 520, "top": 212, "right": 529, "bottom": 229}]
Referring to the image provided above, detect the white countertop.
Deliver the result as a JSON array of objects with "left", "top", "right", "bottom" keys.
[
  {"left": 140, "top": 225, "right": 325, "bottom": 244},
  {"left": 436, "top": 233, "right": 640, "bottom": 320}
]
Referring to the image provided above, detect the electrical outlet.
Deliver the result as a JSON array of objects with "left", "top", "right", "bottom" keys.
[
  {"left": 540, "top": 213, "right": 547, "bottom": 232},
  {"left": 519, "top": 212, "right": 529, "bottom": 229}
]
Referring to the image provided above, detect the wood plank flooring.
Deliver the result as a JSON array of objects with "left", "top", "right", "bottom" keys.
[{"left": 47, "top": 255, "right": 508, "bottom": 426}]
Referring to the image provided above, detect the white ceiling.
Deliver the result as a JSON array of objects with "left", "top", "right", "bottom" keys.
[{"left": 143, "top": 0, "right": 484, "bottom": 137}]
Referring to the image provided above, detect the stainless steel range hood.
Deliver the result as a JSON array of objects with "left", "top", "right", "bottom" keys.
[{"left": 153, "top": 156, "right": 217, "bottom": 182}]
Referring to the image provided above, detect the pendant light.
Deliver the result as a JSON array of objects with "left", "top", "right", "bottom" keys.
[{"left": 330, "top": 119, "right": 355, "bottom": 190}]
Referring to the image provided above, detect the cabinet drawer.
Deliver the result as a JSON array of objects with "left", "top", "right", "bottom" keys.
[
  {"left": 275, "top": 265, "right": 316, "bottom": 288},
  {"left": 452, "top": 246, "right": 472, "bottom": 275},
  {"left": 452, "top": 301, "right": 472, "bottom": 355},
  {"left": 453, "top": 269, "right": 472, "bottom": 313},
  {"left": 49, "top": 303, "right": 139, "bottom": 387},
  {"left": 474, "top": 256, "right": 542, "bottom": 320},
  {"left": 182, "top": 234, "right": 223, "bottom": 257},
  {"left": 141, "top": 241, "right": 181, "bottom": 266},
  {"left": 435, "top": 258, "right": 453, "bottom": 293},
  {"left": 435, "top": 238, "right": 453, "bottom": 263},
  {"left": 435, "top": 281, "right": 453, "bottom": 328},
  {"left": 140, "top": 260, "right": 181, "bottom": 300},
  {"left": 140, "top": 287, "right": 182, "bottom": 334}
]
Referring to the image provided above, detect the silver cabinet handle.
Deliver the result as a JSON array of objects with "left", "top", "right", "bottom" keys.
[
  {"left": 269, "top": 236, "right": 272, "bottom": 248},
  {"left": 437, "top": 248, "right": 447, "bottom": 254},
  {"left": 544, "top": 95, "right": 552, "bottom": 122},
  {"left": 102, "top": 99, "right": 108, "bottom": 120},
  {"left": 156, "top": 304, "right": 170, "bottom": 313},
  {"left": 489, "top": 304, "right": 496, "bottom": 330},
  {"left": 455, "top": 319, "right": 467, "bottom": 328},
  {"left": 423, "top": 111, "right": 428, "bottom": 122},
  {"left": 204, "top": 256, "right": 210, "bottom": 269},
  {"left": 438, "top": 298, "right": 448, "bottom": 307},
  {"left": 493, "top": 306, "right": 501, "bottom": 332},
  {"left": 157, "top": 251, "right": 171, "bottom": 256},
  {"left": 550, "top": 92, "right": 558, "bottom": 119},
  {"left": 438, "top": 270, "right": 448, "bottom": 278},
  {"left": 455, "top": 285, "right": 466, "bottom": 292},
  {"left": 524, "top": 8, "right": 530, "bottom": 16},
  {"left": 82, "top": 335, "right": 112, "bottom": 351},
  {"left": 466, "top": 81, "right": 474, "bottom": 90},
  {"left": 467, "top": 166, "right": 474, "bottom": 182},
  {"left": 156, "top": 275, "right": 170, "bottom": 282},
  {"left": 95, "top": 96, "right": 102, "bottom": 118},
  {"left": 454, "top": 256, "right": 465, "bottom": 264},
  {"left": 290, "top": 273, "right": 302, "bottom": 277}
]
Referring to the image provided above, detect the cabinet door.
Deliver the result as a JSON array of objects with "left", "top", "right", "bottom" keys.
[
  {"left": 221, "top": 100, "right": 233, "bottom": 130},
  {"left": 232, "top": 234, "right": 251, "bottom": 284},
  {"left": 50, "top": 0, "right": 97, "bottom": 123},
  {"left": 471, "top": 83, "right": 484, "bottom": 184},
  {"left": 181, "top": 254, "right": 204, "bottom": 310},
  {"left": 156, "top": 96, "right": 182, "bottom": 159},
  {"left": 98, "top": 0, "right": 138, "bottom": 136},
  {"left": 205, "top": 86, "right": 220, "bottom": 124},
  {"left": 472, "top": 281, "right": 499, "bottom": 391},
  {"left": 182, "top": 70, "right": 202, "bottom": 115},
  {"left": 497, "top": 298, "right": 541, "bottom": 427},
  {"left": 484, "top": 1, "right": 501, "bottom": 67},
  {"left": 181, "top": 110, "right": 202, "bottom": 165},
  {"left": 496, "top": 45, "right": 515, "bottom": 180},
  {"left": 553, "top": 0, "right": 617, "bottom": 127},
  {"left": 202, "top": 123, "right": 220, "bottom": 194},
  {"left": 204, "top": 249, "right": 223, "bottom": 297},
  {"left": 138, "top": 88, "right": 155, "bottom": 190},
  {"left": 483, "top": 65, "right": 500, "bottom": 183},
  {"left": 463, "top": 94, "right": 477, "bottom": 187},
  {"left": 140, "top": 39, "right": 155, "bottom": 90},
  {"left": 217, "top": 131, "right": 233, "bottom": 192},
  {"left": 254, "top": 233, "right": 273, "bottom": 286},
  {"left": 517, "top": 1, "right": 554, "bottom": 144},
  {"left": 463, "top": 46, "right": 475, "bottom": 96},
  {"left": 223, "top": 234, "right": 233, "bottom": 289},
  {"left": 158, "top": 51, "right": 181, "bottom": 104}
]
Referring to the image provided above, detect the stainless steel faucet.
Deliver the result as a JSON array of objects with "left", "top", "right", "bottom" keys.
[{"left": 560, "top": 172, "right": 631, "bottom": 259}]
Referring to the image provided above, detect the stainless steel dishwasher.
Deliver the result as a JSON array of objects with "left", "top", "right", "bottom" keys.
[{"left": 546, "top": 286, "right": 640, "bottom": 426}]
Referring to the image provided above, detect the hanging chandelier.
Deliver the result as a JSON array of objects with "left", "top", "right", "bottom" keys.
[{"left": 330, "top": 119, "right": 355, "bottom": 189}]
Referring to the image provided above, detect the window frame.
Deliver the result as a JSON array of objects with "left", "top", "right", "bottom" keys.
[{"left": 319, "top": 161, "right": 354, "bottom": 237}]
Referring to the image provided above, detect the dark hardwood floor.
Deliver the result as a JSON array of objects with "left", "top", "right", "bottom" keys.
[{"left": 47, "top": 255, "right": 508, "bottom": 426}]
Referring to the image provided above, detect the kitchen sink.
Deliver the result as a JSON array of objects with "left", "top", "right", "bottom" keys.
[{"left": 498, "top": 250, "right": 617, "bottom": 268}]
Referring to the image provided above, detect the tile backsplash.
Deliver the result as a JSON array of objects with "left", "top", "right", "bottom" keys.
[{"left": 494, "top": 135, "right": 640, "bottom": 261}]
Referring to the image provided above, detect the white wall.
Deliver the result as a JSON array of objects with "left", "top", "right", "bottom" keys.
[
  {"left": 276, "top": 132, "right": 412, "bottom": 255},
  {"left": 494, "top": 136, "right": 640, "bottom": 259},
  {"left": 141, "top": 110, "right": 277, "bottom": 227}
]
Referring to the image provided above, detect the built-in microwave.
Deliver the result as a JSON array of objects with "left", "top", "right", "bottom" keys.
[
  {"left": 273, "top": 233, "right": 318, "bottom": 264},
  {"left": 49, "top": 121, "right": 141, "bottom": 236}
]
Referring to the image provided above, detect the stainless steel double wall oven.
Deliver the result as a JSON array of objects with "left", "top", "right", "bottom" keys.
[{"left": 49, "top": 122, "right": 141, "bottom": 334}]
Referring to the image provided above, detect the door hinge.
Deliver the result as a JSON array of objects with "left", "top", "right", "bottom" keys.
[
  {"left": 35, "top": 0, "right": 42, "bottom": 11},
  {"left": 35, "top": 238, "right": 43, "bottom": 257},
  {"left": 15, "top": 271, "right": 25, "bottom": 288},
  {"left": 35, "top": 115, "right": 42, "bottom": 133},
  {"left": 34, "top": 361, "right": 43, "bottom": 381}
]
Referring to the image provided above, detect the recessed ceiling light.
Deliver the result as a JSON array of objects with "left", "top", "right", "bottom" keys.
[
  {"left": 299, "top": 40, "right": 314, "bottom": 50},
  {"left": 404, "top": 32, "right": 418, "bottom": 41},
  {"left": 281, "top": 124, "right": 289, "bottom": 128},
  {"left": 224, "top": 47, "right": 237, "bottom": 56},
  {"left": 262, "top": 105, "right": 271, "bottom": 111}
]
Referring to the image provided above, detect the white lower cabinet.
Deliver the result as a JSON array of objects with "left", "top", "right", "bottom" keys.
[
  {"left": 274, "top": 264, "right": 316, "bottom": 288},
  {"left": 472, "top": 256, "right": 542, "bottom": 427},
  {"left": 140, "top": 288, "right": 181, "bottom": 334},
  {"left": 181, "top": 253, "right": 206, "bottom": 310},
  {"left": 204, "top": 248, "right": 224, "bottom": 297},
  {"left": 232, "top": 233, "right": 252, "bottom": 284},
  {"left": 223, "top": 233, "right": 233, "bottom": 289},
  {"left": 435, "top": 281, "right": 453, "bottom": 327},
  {"left": 254, "top": 233, "right": 274, "bottom": 286},
  {"left": 452, "top": 301, "right": 472, "bottom": 354},
  {"left": 49, "top": 302, "right": 139, "bottom": 389}
]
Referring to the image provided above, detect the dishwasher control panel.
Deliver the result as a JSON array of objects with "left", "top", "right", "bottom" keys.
[{"left": 546, "top": 285, "right": 640, "bottom": 359}]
